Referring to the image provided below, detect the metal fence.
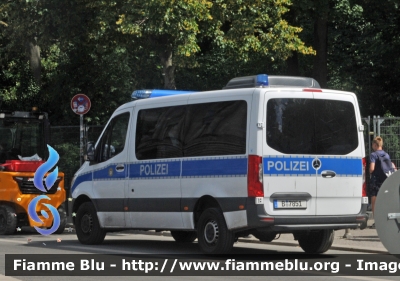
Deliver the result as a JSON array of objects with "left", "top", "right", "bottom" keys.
[{"left": 363, "top": 116, "right": 400, "bottom": 169}]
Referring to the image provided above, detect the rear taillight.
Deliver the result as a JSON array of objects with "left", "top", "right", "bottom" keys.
[
  {"left": 362, "top": 157, "right": 367, "bottom": 197},
  {"left": 248, "top": 155, "right": 264, "bottom": 197}
]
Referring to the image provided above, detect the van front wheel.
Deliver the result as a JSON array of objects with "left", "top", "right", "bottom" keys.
[
  {"left": 75, "top": 202, "right": 106, "bottom": 244},
  {"left": 297, "top": 229, "right": 334, "bottom": 253},
  {"left": 197, "top": 208, "right": 235, "bottom": 254}
]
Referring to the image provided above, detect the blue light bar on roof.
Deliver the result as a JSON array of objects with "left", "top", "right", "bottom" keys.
[
  {"left": 131, "top": 89, "right": 196, "bottom": 100},
  {"left": 256, "top": 74, "right": 269, "bottom": 86}
]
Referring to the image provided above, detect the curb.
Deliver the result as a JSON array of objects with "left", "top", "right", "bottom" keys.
[{"left": 237, "top": 238, "right": 389, "bottom": 254}]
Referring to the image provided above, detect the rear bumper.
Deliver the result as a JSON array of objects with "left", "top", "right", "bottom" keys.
[{"left": 246, "top": 198, "right": 368, "bottom": 232}]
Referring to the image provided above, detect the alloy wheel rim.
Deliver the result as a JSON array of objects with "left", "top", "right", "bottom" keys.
[
  {"left": 204, "top": 220, "right": 219, "bottom": 244},
  {"left": 81, "top": 213, "right": 93, "bottom": 234}
]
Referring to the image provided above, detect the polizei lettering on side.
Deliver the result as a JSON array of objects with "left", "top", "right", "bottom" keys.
[{"left": 139, "top": 163, "right": 169, "bottom": 176}]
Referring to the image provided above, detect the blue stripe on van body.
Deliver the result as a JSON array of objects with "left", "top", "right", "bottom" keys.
[
  {"left": 128, "top": 157, "right": 248, "bottom": 179},
  {"left": 263, "top": 156, "right": 362, "bottom": 176},
  {"left": 71, "top": 172, "right": 92, "bottom": 193},
  {"left": 316, "top": 157, "right": 362, "bottom": 176},
  {"left": 182, "top": 157, "right": 248, "bottom": 178}
]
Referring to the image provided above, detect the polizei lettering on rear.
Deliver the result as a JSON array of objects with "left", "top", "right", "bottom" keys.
[
  {"left": 263, "top": 157, "right": 314, "bottom": 175},
  {"left": 267, "top": 160, "right": 309, "bottom": 171}
]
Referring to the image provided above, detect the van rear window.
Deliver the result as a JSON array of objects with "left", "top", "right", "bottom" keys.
[{"left": 266, "top": 98, "right": 358, "bottom": 155}]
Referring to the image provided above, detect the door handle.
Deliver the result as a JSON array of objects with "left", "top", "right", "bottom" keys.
[
  {"left": 115, "top": 164, "right": 125, "bottom": 172},
  {"left": 321, "top": 170, "right": 336, "bottom": 178}
]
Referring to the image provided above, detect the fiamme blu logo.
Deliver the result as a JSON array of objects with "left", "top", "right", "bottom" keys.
[{"left": 27, "top": 145, "right": 60, "bottom": 236}]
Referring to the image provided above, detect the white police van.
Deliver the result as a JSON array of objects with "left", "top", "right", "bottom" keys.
[{"left": 71, "top": 75, "right": 368, "bottom": 254}]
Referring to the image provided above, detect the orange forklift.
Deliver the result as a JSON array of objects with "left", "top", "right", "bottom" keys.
[{"left": 0, "top": 107, "right": 66, "bottom": 235}]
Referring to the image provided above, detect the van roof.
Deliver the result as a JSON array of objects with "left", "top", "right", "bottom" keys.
[
  {"left": 130, "top": 74, "right": 320, "bottom": 101},
  {"left": 223, "top": 74, "right": 320, "bottom": 89}
]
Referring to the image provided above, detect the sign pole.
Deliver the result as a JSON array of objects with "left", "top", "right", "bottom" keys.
[
  {"left": 80, "top": 114, "right": 83, "bottom": 166},
  {"left": 71, "top": 93, "right": 91, "bottom": 166}
]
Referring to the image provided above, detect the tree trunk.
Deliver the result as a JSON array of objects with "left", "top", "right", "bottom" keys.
[
  {"left": 312, "top": 1, "right": 329, "bottom": 88},
  {"left": 159, "top": 49, "right": 176, "bottom": 89},
  {"left": 26, "top": 41, "right": 41, "bottom": 86},
  {"left": 287, "top": 52, "right": 300, "bottom": 76}
]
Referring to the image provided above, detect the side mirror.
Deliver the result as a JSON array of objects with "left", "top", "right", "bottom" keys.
[{"left": 85, "top": 141, "right": 95, "bottom": 161}]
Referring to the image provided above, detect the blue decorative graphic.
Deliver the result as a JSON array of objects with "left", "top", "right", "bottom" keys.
[
  {"left": 27, "top": 195, "right": 60, "bottom": 236},
  {"left": 27, "top": 145, "right": 61, "bottom": 235},
  {"left": 34, "top": 145, "right": 59, "bottom": 192}
]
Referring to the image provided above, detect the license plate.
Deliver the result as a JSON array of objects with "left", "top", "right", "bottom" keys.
[{"left": 273, "top": 200, "right": 307, "bottom": 209}]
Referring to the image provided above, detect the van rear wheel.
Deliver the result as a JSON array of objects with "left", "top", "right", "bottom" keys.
[
  {"left": 170, "top": 231, "right": 197, "bottom": 243},
  {"left": 297, "top": 229, "right": 334, "bottom": 253},
  {"left": 197, "top": 208, "right": 235, "bottom": 254},
  {"left": 0, "top": 205, "right": 17, "bottom": 235},
  {"left": 75, "top": 202, "right": 106, "bottom": 244}
]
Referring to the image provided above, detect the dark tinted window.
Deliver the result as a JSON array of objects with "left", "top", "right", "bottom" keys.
[
  {"left": 267, "top": 98, "right": 358, "bottom": 155},
  {"left": 184, "top": 101, "right": 247, "bottom": 157},
  {"left": 135, "top": 100, "right": 247, "bottom": 160},
  {"left": 136, "top": 105, "right": 186, "bottom": 160},
  {"left": 314, "top": 99, "right": 358, "bottom": 154}
]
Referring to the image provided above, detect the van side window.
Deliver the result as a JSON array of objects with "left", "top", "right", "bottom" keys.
[
  {"left": 266, "top": 98, "right": 358, "bottom": 155},
  {"left": 184, "top": 100, "right": 247, "bottom": 157},
  {"left": 136, "top": 105, "right": 186, "bottom": 160},
  {"left": 95, "top": 113, "right": 130, "bottom": 162},
  {"left": 135, "top": 100, "right": 247, "bottom": 160}
]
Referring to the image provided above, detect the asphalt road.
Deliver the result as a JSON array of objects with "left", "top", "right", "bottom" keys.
[{"left": 0, "top": 230, "right": 399, "bottom": 281}]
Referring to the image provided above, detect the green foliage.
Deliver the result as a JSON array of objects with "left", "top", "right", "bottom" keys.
[{"left": 52, "top": 142, "right": 80, "bottom": 187}]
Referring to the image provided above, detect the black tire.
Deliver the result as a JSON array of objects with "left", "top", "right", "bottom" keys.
[
  {"left": 53, "top": 207, "right": 67, "bottom": 234},
  {"left": 252, "top": 230, "right": 276, "bottom": 242},
  {"left": 171, "top": 231, "right": 197, "bottom": 243},
  {"left": 359, "top": 213, "right": 369, "bottom": 230},
  {"left": 75, "top": 202, "right": 106, "bottom": 244},
  {"left": 0, "top": 205, "right": 17, "bottom": 235},
  {"left": 297, "top": 229, "right": 334, "bottom": 253},
  {"left": 197, "top": 208, "right": 235, "bottom": 254}
]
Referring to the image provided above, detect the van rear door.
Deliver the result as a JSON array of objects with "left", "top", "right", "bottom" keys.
[
  {"left": 263, "top": 91, "right": 317, "bottom": 216},
  {"left": 262, "top": 90, "right": 363, "bottom": 217},
  {"left": 313, "top": 91, "right": 363, "bottom": 215}
]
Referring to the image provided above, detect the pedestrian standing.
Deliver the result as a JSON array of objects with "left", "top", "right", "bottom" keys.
[{"left": 369, "top": 136, "right": 395, "bottom": 228}]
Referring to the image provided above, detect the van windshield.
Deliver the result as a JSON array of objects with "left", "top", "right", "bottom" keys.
[{"left": 266, "top": 98, "right": 358, "bottom": 155}]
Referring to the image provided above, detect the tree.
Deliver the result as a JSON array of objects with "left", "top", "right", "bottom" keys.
[{"left": 111, "top": 0, "right": 314, "bottom": 89}]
